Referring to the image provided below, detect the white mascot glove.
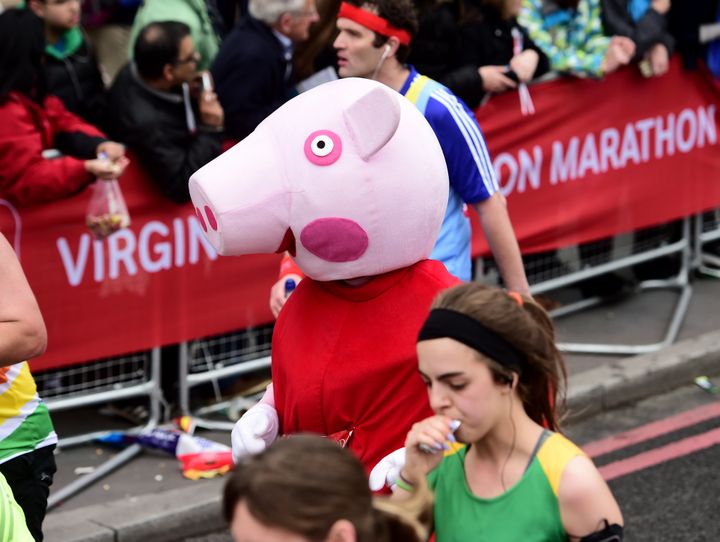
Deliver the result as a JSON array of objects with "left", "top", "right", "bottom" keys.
[
  {"left": 231, "top": 386, "right": 279, "bottom": 463},
  {"left": 368, "top": 447, "right": 406, "bottom": 491}
]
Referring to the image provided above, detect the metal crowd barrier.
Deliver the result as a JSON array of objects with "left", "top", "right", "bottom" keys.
[
  {"left": 480, "top": 218, "right": 693, "bottom": 355},
  {"left": 178, "top": 325, "right": 274, "bottom": 426},
  {"left": 694, "top": 209, "right": 720, "bottom": 278},
  {"left": 35, "top": 348, "right": 163, "bottom": 510}
]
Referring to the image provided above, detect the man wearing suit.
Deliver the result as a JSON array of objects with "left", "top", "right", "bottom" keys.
[{"left": 212, "top": 0, "right": 319, "bottom": 141}]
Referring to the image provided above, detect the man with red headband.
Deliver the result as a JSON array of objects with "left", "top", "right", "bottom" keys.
[{"left": 269, "top": 0, "right": 529, "bottom": 317}]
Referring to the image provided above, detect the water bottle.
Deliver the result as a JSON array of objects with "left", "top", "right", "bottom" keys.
[{"left": 284, "top": 278, "right": 297, "bottom": 298}]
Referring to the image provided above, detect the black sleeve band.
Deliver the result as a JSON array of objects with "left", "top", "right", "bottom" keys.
[{"left": 578, "top": 521, "right": 624, "bottom": 542}]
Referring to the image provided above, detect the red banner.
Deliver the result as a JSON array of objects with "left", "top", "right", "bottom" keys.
[
  {"left": 2, "top": 57, "right": 719, "bottom": 370},
  {"left": 470, "top": 56, "right": 720, "bottom": 256}
]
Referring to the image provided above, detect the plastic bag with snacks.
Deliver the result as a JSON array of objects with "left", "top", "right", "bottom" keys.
[{"left": 85, "top": 177, "right": 130, "bottom": 240}]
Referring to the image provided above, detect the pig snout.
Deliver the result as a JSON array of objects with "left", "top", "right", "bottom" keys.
[{"left": 188, "top": 132, "right": 292, "bottom": 256}]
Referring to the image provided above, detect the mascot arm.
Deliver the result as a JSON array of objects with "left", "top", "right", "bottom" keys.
[{"left": 231, "top": 384, "right": 279, "bottom": 463}]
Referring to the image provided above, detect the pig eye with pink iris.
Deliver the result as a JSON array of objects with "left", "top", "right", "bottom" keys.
[{"left": 304, "top": 130, "right": 342, "bottom": 166}]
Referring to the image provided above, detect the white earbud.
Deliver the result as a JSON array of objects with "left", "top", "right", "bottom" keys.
[{"left": 372, "top": 43, "right": 392, "bottom": 80}]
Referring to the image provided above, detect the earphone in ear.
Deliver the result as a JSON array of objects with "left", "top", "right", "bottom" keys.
[{"left": 372, "top": 43, "right": 393, "bottom": 79}]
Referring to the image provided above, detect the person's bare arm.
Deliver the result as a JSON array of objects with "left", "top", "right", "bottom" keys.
[
  {"left": 475, "top": 192, "right": 530, "bottom": 296},
  {"left": 559, "top": 455, "right": 624, "bottom": 540},
  {"left": 0, "top": 235, "right": 47, "bottom": 366}
]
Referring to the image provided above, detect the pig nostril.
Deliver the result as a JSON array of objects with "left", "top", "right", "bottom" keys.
[
  {"left": 195, "top": 207, "right": 207, "bottom": 232},
  {"left": 204, "top": 205, "right": 218, "bottom": 231}
]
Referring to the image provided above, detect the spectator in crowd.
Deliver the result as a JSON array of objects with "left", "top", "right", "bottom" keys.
[
  {"left": 449, "top": 0, "right": 551, "bottom": 109},
  {"left": 224, "top": 435, "right": 433, "bottom": 542},
  {"left": 601, "top": 0, "right": 674, "bottom": 77},
  {"left": 519, "top": 0, "right": 636, "bottom": 77},
  {"left": 292, "top": 0, "right": 340, "bottom": 82},
  {"left": 668, "top": 0, "right": 718, "bottom": 69},
  {"left": 129, "top": 0, "right": 223, "bottom": 71},
  {"left": 0, "top": 227, "right": 54, "bottom": 541},
  {"left": 0, "top": 9, "right": 128, "bottom": 206},
  {"left": 0, "top": 0, "right": 23, "bottom": 11},
  {"left": 396, "top": 283, "right": 624, "bottom": 541},
  {"left": 212, "top": 0, "right": 320, "bottom": 142},
  {"left": 106, "top": 21, "right": 224, "bottom": 204},
  {"left": 268, "top": 0, "right": 529, "bottom": 317},
  {"left": 215, "top": 0, "right": 249, "bottom": 34},
  {"left": 406, "top": 0, "right": 462, "bottom": 87},
  {"left": 82, "top": 0, "right": 142, "bottom": 85},
  {"left": 28, "top": 0, "right": 108, "bottom": 126}
]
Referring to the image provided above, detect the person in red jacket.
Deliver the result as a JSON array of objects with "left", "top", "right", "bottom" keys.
[{"left": 0, "top": 8, "right": 128, "bottom": 207}]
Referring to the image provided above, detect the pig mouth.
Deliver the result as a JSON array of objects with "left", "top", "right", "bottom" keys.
[
  {"left": 300, "top": 218, "right": 369, "bottom": 263},
  {"left": 276, "top": 228, "right": 297, "bottom": 257}
]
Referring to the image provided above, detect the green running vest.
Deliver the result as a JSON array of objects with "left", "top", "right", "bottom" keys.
[{"left": 428, "top": 432, "right": 584, "bottom": 541}]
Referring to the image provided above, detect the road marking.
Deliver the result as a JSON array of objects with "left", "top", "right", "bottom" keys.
[
  {"left": 582, "top": 402, "right": 720, "bottom": 457},
  {"left": 598, "top": 427, "right": 720, "bottom": 481}
]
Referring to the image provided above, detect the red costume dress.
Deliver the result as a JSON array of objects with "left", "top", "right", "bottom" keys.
[{"left": 272, "top": 259, "right": 459, "bottom": 471}]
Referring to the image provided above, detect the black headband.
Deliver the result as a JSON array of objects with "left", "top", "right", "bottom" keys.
[{"left": 418, "top": 309, "right": 525, "bottom": 375}]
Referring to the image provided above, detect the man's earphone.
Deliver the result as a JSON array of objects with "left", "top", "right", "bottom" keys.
[
  {"left": 379, "top": 43, "right": 392, "bottom": 64},
  {"left": 372, "top": 43, "right": 393, "bottom": 79}
]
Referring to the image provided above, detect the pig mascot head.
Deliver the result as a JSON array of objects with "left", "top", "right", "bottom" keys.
[{"left": 189, "top": 78, "right": 448, "bottom": 281}]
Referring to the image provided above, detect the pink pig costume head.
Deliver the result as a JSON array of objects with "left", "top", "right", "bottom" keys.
[{"left": 189, "top": 78, "right": 448, "bottom": 281}]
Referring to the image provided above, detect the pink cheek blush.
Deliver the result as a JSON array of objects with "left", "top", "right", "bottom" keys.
[{"left": 300, "top": 218, "right": 368, "bottom": 262}]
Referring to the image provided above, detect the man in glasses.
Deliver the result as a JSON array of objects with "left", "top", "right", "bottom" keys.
[
  {"left": 105, "top": 21, "right": 225, "bottom": 203},
  {"left": 212, "top": 0, "right": 320, "bottom": 142}
]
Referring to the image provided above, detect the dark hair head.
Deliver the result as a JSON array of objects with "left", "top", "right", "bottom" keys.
[
  {"left": 0, "top": 9, "right": 47, "bottom": 103},
  {"left": 133, "top": 20, "right": 191, "bottom": 80},
  {"left": 223, "top": 435, "right": 432, "bottom": 542},
  {"left": 344, "top": 0, "right": 418, "bottom": 63},
  {"left": 429, "top": 283, "right": 567, "bottom": 431}
]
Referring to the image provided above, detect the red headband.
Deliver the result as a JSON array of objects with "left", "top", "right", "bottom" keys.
[{"left": 337, "top": 2, "right": 412, "bottom": 46}]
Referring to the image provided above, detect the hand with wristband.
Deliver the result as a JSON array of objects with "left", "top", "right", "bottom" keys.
[{"left": 400, "top": 416, "right": 460, "bottom": 490}]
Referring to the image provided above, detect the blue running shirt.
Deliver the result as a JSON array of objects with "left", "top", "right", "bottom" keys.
[{"left": 400, "top": 67, "right": 498, "bottom": 281}]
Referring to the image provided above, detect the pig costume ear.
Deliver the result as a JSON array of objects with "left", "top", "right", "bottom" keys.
[{"left": 343, "top": 86, "right": 401, "bottom": 161}]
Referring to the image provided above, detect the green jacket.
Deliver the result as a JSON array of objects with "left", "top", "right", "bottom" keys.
[
  {"left": 129, "top": 0, "right": 219, "bottom": 71},
  {"left": 519, "top": 0, "right": 610, "bottom": 77}
]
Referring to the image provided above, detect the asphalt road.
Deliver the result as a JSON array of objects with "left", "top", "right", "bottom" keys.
[
  {"left": 567, "top": 381, "right": 720, "bottom": 541},
  {"left": 181, "top": 380, "right": 720, "bottom": 542}
]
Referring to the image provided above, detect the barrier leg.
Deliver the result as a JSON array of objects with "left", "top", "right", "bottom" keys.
[
  {"left": 47, "top": 444, "right": 143, "bottom": 512},
  {"left": 554, "top": 218, "right": 693, "bottom": 355},
  {"left": 44, "top": 348, "right": 164, "bottom": 509},
  {"left": 179, "top": 341, "right": 191, "bottom": 416},
  {"left": 179, "top": 326, "right": 273, "bottom": 431},
  {"left": 695, "top": 210, "right": 720, "bottom": 278}
]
